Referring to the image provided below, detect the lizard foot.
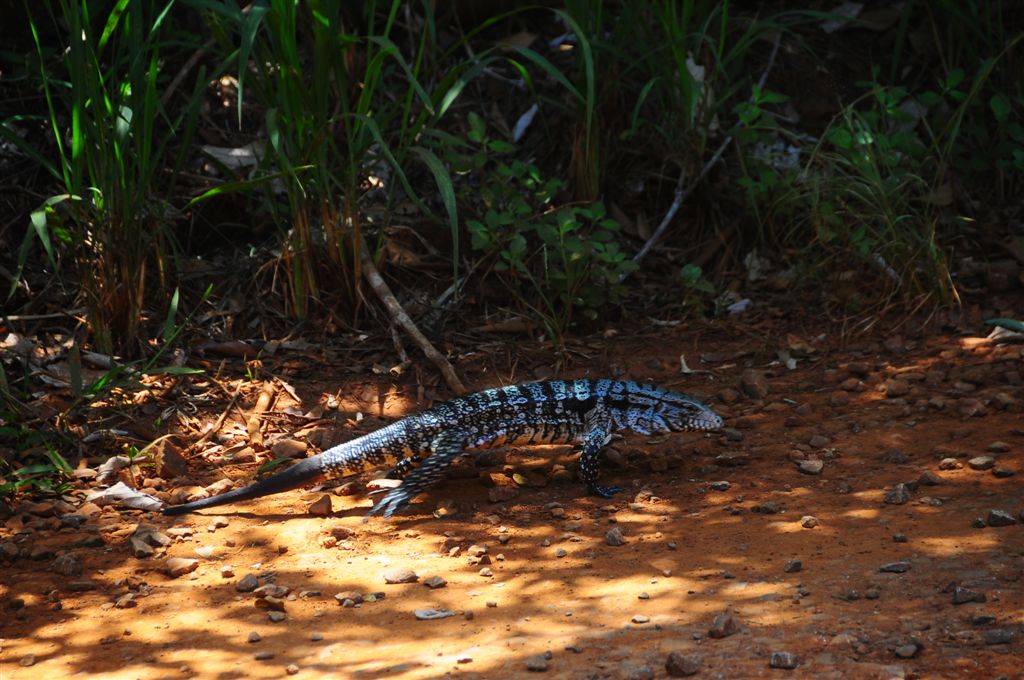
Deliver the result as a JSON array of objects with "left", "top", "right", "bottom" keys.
[{"left": 587, "top": 484, "right": 622, "bottom": 498}]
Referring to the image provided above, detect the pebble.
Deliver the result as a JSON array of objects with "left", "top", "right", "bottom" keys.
[
  {"left": 797, "top": 460, "right": 824, "bottom": 475},
  {"left": 525, "top": 654, "right": 549, "bottom": 672},
  {"left": 254, "top": 651, "right": 274, "bottom": 661},
  {"left": 808, "top": 435, "right": 830, "bottom": 448},
  {"left": 879, "top": 561, "right": 911, "bottom": 573},
  {"left": 893, "top": 533, "right": 907, "bottom": 543},
  {"left": 938, "top": 458, "right": 961, "bottom": 470},
  {"left": 479, "top": 567, "right": 493, "bottom": 577},
  {"left": 707, "top": 611, "right": 739, "bottom": 639},
  {"left": 163, "top": 557, "right": 198, "bottom": 578},
  {"left": 968, "top": 456, "right": 995, "bottom": 471},
  {"left": 267, "top": 610, "right": 286, "bottom": 622},
  {"left": 992, "top": 466, "right": 1015, "bottom": 478},
  {"left": 414, "top": 608, "right": 455, "bottom": 620},
  {"left": 986, "top": 441, "right": 1011, "bottom": 453},
  {"left": 286, "top": 663, "right": 300, "bottom": 675},
  {"left": 555, "top": 548, "right": 567, "bottom": 558},
  {"left": 883, "top": 448, "right": 910, "bottom": 464},
  {"left": 632, "top": 614, "right": 650, "bottom": 624},
  {"left": 983, "top": 629, "right": 1014, "bottom": 645},
  {"left": 741, "top": 369, "right": 769, "bottom": 398},
  {"left": 605, "top": 527, "right": 626, "bottom": 546},
  {"left": 885, "top": 380, "right": 910, "bottom": 397},
  {"left": 918, "top": 470, "right": 942, "bottom": 486},
  {"left": 783, "top": 559, "right": 802, "bottom": 573},
  {"left": 986, "top": 509, "right": 1017, "bottom": 527},
  {"left": 709, "top": 481, "right": 731, "bottom": 492},
  {"left": 236, "top": 573, "right": 260, "bottom": 592},
  {"left": 382, "top": 568, "right": 418, "bottom": 584},
  {"left": 883, "top": 484, "right": 912, "bottom": 505},
  {"left": 828, "top": 391, "right": 850, "bottom": 407},
  {"left": 800, "top": 515, "right": 819, "bottom": 528},
  {"left": 19, "top": 654, "right": 35, "bottom": 667},
  {"left": 952, "top": 587, "right": 986, "bottom": 604},
  {"left": 422, "top": 575, "right": 447, "bottom": 589},
  {"left": 971, "top": 517, "right": 987, "bottom": 529},
  {"left": 893, "top": 642, "right": 920, "bottom": 659},
  {"left": 307, "top": 495, "right": 333, "bottom": 516},
  {"left": 769, "top": 651, "right": 799, "bottom": 669},
  {"left": 665, "top": 651, "right": 702, "bottom": 677},
  {"left": 753, "top": 501, "right": 783, "bottom": 514}
]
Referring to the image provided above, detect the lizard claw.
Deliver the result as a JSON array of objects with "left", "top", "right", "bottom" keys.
[
  {"left": 364, "top": 487, "right": 413, "bottom": 520},
  {"left": 587, "top": 484, "right": 622, "bottom": 498}
]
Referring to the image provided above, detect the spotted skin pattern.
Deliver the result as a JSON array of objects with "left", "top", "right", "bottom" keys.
[{"left": 162, "top": 379, "right": 723, "bottom": 518}]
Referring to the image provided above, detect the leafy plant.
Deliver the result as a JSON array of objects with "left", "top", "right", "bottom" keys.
[{"left": 2, "top": 0, "right": 206, "bottom": 355}]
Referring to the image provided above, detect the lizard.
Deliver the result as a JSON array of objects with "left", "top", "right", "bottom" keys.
[{"left": 161, "top": 378, "right": 723, "bottom": 519}]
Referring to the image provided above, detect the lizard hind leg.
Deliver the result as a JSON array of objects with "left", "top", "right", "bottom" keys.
[
  {"left": 364, "top": 432, "right": 466, "bottom": 519},
  {"left": 579, "top": 411, "right": 621, "bottom": 498}
]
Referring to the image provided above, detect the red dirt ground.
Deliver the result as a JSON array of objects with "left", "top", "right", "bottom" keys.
[{"left": 2, "top": 319, "right": 1023, "bottom": 679}]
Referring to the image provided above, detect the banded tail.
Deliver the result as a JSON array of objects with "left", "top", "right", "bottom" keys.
[{"left": 162, "top": 456, "right": 326, "bottom": 515}]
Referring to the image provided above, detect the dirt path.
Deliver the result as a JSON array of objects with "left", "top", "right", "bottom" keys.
[{"left": 2, "top": 323, "right": 1022, "bottom": 679}]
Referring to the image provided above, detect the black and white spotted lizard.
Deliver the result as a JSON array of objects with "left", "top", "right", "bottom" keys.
[{"left": 162, "top": 379, "right": 723, "bottom": 519}]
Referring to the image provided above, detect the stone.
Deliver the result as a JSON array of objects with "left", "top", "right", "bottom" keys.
[
  {"left": 797, "top": 460, "right": 824, "bottom": 475},
  {"left": 884, "top": 484, "right": 912, "bottom": 505},
  {"left": 968, "top": 456, "right": 995, "bottom": 471},
  {"left": 879, "top": 561, "right": 911, "bottom": 573},
  {"left": 769, "top": 651, "right": 798, "bottom": 669},
  {"left": 382, "top": 568, "right": 418, "bottom": 584},
  {"left": 986, "top": 510, "right": 1017, "bottom": 527},
  {"left": 784, "top": 559, "right": 802, "bottom": 573},
  {"left": 605, "top": 527, "right": 626, "bottom": 546},
  {"left": 707, "top": 611, "right": 739, "bottom": 639},
  {"left": 741, "top": 369, "right": 769, "bottom": 399},
  {"left": 665, "top": 651, "right": 702, "bottom": 677}
]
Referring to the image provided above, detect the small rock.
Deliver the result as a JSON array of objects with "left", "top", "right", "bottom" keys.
[
  {"left": 382, "top": 568, "right": 418, "bottom": 584},
  {"left": 991, "top": 466, "right": 1015, "bottom": 478},
  {"left": 286, "top": 663, "right": 300, "bottom": 675},
  {"left": 753, "top": 501, "right": 783, "bottom": 514},
  {"left": 248, "top": 631, "right": 262, "bottom": 643},
  {"left": 741, "top": 369, "right": 769, "bottom": 399},
  {"left": 797, "top": 460, "right": 824, "bottom": 475},
  {"left": 665, "top": 651, "right": 702, "bottom": 677},
  {"left": 488, "top": 486, "right": 519, "bottom": 503},
  {"left": 879, "top": 561, "right": 911, "bottom": 573},
  {"left": 918, "top": 470, "right": 942, "bottom": 486},
  {"left": 236, "top": 573, "right": 260, "bottom": 592},
  {"left": 67, "top": 580, "right": 98, "bottom": 592},
  {"left": 53, "top": 553, "right": 82, "bottom": 577},
  {"left": 986, "top": 441, "right": 1010, "bottom": 453},
  {"left": 968, "top": 456, "right": 996, "bottom": 471},
  {"left": 883, "top": 448, "right": 910, "bottom": 464},
  {"left": 784, "top": 559, "right": 802, "bottom": 573},
  {"left": 952, "top": 587, "right": 986, "bottom": 604},
  {"left": 893, "top": 642, "right": 920, "bottom": 659},
  {"left": 769, "top": 651, "right": 799, "bottom": 669},
  {"left": 423, "top": 575, "right": 447, "bottom": 589},
  {"left": 414, "top": 608, "right": 455, "bottom": 620},
  {"left": 307, "top": 495, "right": 333, "bottom": 516},
  {"left": 164, "top": 557, "right": 198, "bottom": 578},
  {"left": 254, "top": 651, "right": 274, "bottom": 661},
  {"left": 525, "top": 654, "right": 549, "bottom": 672},
  {"left": 709, "top": 481, "right": 731, "bottom": 492},
  {"left": 267, "top": 610, "right": 286, "bottom": 623},
  {"left": 828, "top": 391, "right": 850, "bottom": 407},
  {"left": 605, "top": 527, "right": 626, "bottom": 546},
  {"left": 938, "top": 458, "right": 961, "bottom": 470},
  {"left": 114, "top": 593, "right": 137, "bottom": 609},
  {"left": 707, "top": 611, "right": 739, "bottom": 639},
  {"left": 893, "top": 533, "right": 908, "bottom": 543},
  {"left": 800, "top": 515, "right": 819, "bottom": 528},
  {"left": 971, "top": 517, "right": 987, "bottom": 529},
  {"left": 983, "top": 629, "right": 1014, "bottom": 645},
  {"left": 986, "top": 509, "right": 1017, "bottom": 527},
  {"left": 19, "top": 654, "right": 35, "bottom": 667},
  {"left": 884, "top": 484, "right": 912, "bottom": 505},
  {"left": 885, "top": 380, "right": 910, "bottom": 397},
  {"left": 808, "top": 435, "right": 830, "bottom": 448},
  {"left": 632, "top": 614, "right": 650, "bottom": 624}
]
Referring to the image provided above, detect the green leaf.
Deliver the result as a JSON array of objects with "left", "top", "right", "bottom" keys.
[
  {"left": 990, "top": 92, "right": 1011, "bottom": 123},
  {"left": 984, "top": 318, "right": 1024, "bottom": 333},
  {"left": 468, "top": 111, "right": 486, "bottom": 143}
]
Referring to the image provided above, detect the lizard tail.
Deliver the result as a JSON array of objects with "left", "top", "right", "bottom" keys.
[{"left": 162, "top": 456, "right": 327, "bottom": 516}]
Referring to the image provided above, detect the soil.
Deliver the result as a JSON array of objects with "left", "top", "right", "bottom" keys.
[{"left": 2, "top": 318, "right": 1023, "bottom": 679}]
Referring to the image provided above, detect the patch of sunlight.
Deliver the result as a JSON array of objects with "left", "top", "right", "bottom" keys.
[
  {"left": 915, "top": 535, "right": 1002, "bottom": 556},
  {"left": 839, "top": 507, "right": 882, "bottom": 520}
]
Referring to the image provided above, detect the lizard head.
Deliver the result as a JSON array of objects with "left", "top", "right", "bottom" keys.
[{"left": 618, "top": 383, "right": 723, "bottom": 435}]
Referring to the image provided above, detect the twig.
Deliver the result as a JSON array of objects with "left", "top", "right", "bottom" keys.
[
  {"left": 628, "top": 31, "right": 784, "bottom": 275},
  {"left": 185, "top": 380, "right": 243, "bottom": 454},
  {"left": 2, "top": 307, "right": 88, "bottom": 322},
  {"left": 361, "top": 244, "right": 467, "bottom": 395}
]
